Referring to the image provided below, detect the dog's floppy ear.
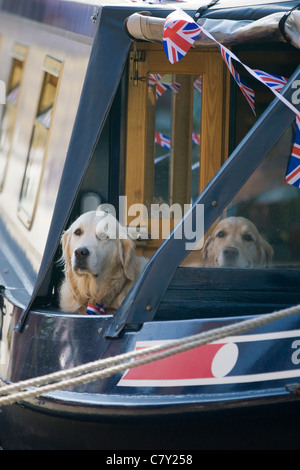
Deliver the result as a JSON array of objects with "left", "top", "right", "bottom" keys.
[
  {"left": 61, "top": 229, "right": 72, "bottom": 270},
  {"left": 201, "top": 235, "right": 214, "bottom": 265},
  {"left": 259, "top": 236, "right": 274, "bottom": 266},
  {"left": 120, "top": 237, "right": 136, "bottom": 281}
]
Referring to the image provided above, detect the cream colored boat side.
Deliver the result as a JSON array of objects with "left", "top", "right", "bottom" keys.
[{"left": 0, "top": 13, "right": 93, "bottom": 273}]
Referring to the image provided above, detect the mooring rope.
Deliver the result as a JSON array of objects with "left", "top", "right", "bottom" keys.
[{"left": 1, "top": 302, "right": 300, "bottom": 407}]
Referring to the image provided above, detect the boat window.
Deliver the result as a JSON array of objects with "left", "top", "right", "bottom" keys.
[
  {"left": 148, "top": 73, "right": 202, "bottom": 206},
  {"left": 234, "top": 48, "right": 300, "bottom": 148},
  {"left": 125, "top": 44, "right": 229, "bottom": 258},
  {"left": 181, "top": 47, "right": 300, "bottom": 271},
  {"left": 0, "top": 43, "right": 28, "bottom": 191},
  {"left": 18, "top": 55, "right": 63, "bottom": 229},
  {"left": 183, "top": 126, "right": 300, "bottom": 269}
]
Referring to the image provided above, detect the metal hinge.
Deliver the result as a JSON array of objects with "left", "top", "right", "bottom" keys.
[{"left": 129, "top": 49, "right": 146, "bottom": 86}]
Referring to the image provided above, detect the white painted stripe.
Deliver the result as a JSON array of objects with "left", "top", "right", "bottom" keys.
[
  {"left": 135, "top": 329, "right": 300, "bottom": 349},
  {"left": 118, "top": 368, "right": 300, "bottom": 387}
]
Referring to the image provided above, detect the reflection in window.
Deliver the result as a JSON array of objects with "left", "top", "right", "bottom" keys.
[
  {"left": 149, "top": 73, "right": 202, "bottom": 207},
  {"left": 0, "top": 44, "right": 28, "bottom": 191},
  {"left": 225, "top": 127, "right": 300, "bottom": 268},
  {"left": 184, "top": 126, "right": 300, "bottom": 269},
  {"left": 18, "top": 56, "right": 62, "bottom": 229},
  {"left": 191, "top": 76, "right": 202, "bottom": 203}
]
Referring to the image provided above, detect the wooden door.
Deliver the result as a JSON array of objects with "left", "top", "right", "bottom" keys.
[{"left": 125, "top": 43, "right": 229, "bottom": 257}]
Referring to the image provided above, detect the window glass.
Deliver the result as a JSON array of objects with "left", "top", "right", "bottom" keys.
[
  {"left": 18, "top": 56, "right": 62, "bottom": 228},
  {"left": 183, "top": 126, "right": 300, "bottom": 269},
  {"left": 151, "top": 73, "right": 172, "bottom": 205},
  {"left": 191, "top": 75, "right": 202, "bottom": 204},
  {"left": 225, "top": 127, "right": 300, "bottom": 268},
  {"left": 0, "top": 44, "right": 27, "bottom": 190},
  {"left": 149, "top": 73, "right": 202, "bottom": 206}
]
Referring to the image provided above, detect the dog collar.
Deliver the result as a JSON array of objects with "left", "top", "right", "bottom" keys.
[{"left": 86, "top": 303, "right": 106, "bottom": 315}]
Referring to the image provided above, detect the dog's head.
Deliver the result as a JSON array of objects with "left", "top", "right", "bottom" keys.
[
  {"left": 202, "top": 216, "right": 273, "bottom": 268},
  {"left": 61, "top": 210, "right": 136, "bottom": 282}
]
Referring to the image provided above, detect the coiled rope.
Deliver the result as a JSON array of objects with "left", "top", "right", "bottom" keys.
[{"left": 1, "top": 302, "right": 300, "bottom": 407}]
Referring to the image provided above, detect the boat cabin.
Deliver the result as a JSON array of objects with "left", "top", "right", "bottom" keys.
[{"left": 0, "top": 0, "right": 300, "bottom": 450}]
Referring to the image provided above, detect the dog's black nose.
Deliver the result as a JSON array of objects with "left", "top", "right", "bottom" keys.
[
  {"left": 75, "top": 247, "right": 90, "bottom": 259},
  {"left": 223, "top": 246, "right": 239, "bottom": 259}
]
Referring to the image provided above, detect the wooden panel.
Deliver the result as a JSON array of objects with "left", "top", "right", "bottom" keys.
[
  {"left": 156, "top": 267, "right": 300, "bottom": 320},
  {"left": 169, "top": 266, "right": 300, "bottom": 291},
  {"left": 156, "top": 299, "right": 297, "bottom": 321},
  {"left": 125, "top": 52, "right": 148, "bottom": 216},
  {"left": 200, "top": 53, "right": 226, "bottom": 191},
  {"left": 170, "top": 74, "right": 193, "bottom": 206}
]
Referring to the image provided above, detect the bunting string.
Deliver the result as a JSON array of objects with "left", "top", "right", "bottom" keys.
[
  {"left": 149, "top": 73, "right": 181, "bottom": 99},
  {"left": 162, "top": 9, "right": 300, "bottom": 188},
  {"left": 162, "top": 9, "right": 300, "bottom": 118},
  {"left": 155, "top": 131, "right": 171, "bottom": 150},
  {"left": 285, "top": 116, "right": 300, "bottom": 187}
]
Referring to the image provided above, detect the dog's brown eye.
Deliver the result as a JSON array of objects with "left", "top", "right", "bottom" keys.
[
  {"left": 216, "top": 230, "right": 226, "bottom": 238},
  {"left": 74, "top": 228, "right": 82, "bottom": 236},
  {"left": 242, "top": 233, "right": 253, "bottom": 242}
]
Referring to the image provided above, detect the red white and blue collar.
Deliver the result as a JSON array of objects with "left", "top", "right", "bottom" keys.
[{"left": 86, "top": 303, "right": 106, "bottom": 315}]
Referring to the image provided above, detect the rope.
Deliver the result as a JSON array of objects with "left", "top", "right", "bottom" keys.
[{"left": 1, "top": 302, "right": 300, "bottom": 407}]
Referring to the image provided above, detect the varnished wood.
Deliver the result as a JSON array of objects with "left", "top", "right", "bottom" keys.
[{"left": 125, "top": 43, "right": 229, "bottom": 256}]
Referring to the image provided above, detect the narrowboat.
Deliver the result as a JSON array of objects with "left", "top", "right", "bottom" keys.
[{"left": 0, "top": 0, "right": 300, "bottom": 450}]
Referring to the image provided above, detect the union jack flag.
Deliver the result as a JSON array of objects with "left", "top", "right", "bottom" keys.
[
  {"left": 155, "top": 131, "right": 171, "bottom": 150},
  {"left": 218, "top": 44, "right": 256, "bottom": 115},
  {"left": 154, "top": 81, "right": 168, "bottom": 99},
  {"left": 148, "top": 74, "right": 167, "bottom": 99},
  {"left": 163, "top": 10, "right": 201, "bottom": 64},
  {"left": 252, "top": 70, "right": 288, "bottom": 92},
  {"left": 250, "top": 72, "right": 300, "bottom": 188},
  {"left": 238, "top": 75, "right": 256, "bottom": 115},
  {"left": 194, "top": 76, "right": 202, "bottom": 93},
  {"left": 149, "top": 74, "right": 181, "bottom": 99},
  {"left": 156, "top": 80, "right": 181, "bottom": 99},
  {"left": 164, "top": 81, "right": 181, "bottom": 93},
  {"left": 148, "top": 73, "right": 164, "bottom": 87},
  {"left": 162, "top": 10, "right": 300, "bottom": 188},
  {"left": 285, "top": 116, "right": 300, "bottom": 188},
  {"left": 259, "top": 73, "right": 300, "bottom": 188},
  {"left": 192, "top": 132, "right": 200, "bottom": 145}
]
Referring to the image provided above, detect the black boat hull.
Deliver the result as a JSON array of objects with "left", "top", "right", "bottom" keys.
[{"left": 1, "top": 398, "right": 300, "bottom": 450}]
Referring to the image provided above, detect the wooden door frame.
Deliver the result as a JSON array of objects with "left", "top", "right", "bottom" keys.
[{"left": 125, "top": 42, "right": 229, "bottom": 255}]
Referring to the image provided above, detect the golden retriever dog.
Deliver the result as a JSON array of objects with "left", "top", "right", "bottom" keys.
[
  {"left": 59, "top": 210, "right": 148, "bottom": 314},
  {"left": 202, "top": 216, "right": 273, "bottom": 268}
]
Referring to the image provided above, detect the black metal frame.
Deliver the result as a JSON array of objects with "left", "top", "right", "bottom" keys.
[{"left": 106, "top": 66, "right": 300, "bottom": 337}]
